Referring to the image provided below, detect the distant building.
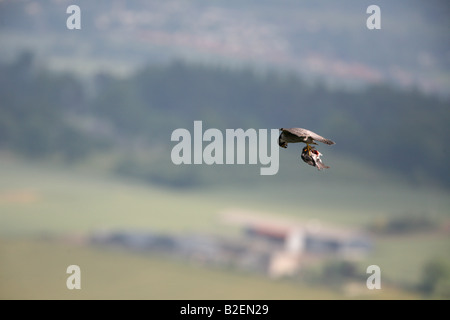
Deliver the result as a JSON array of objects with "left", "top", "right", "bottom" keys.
[
  {"left": 88, "top": 210, "right": 373, "bottom": 278},
  {"left": 222, "top": 209, "right": 373, "bottom": 277}
]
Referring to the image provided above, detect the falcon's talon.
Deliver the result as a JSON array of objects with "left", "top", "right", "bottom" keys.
[{"left": 306, "top": 144, "right": 312, "bottom": 156}]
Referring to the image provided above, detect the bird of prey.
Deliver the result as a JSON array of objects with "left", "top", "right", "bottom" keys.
[
  {"left": 278, "top": 127, "right": 335, "bottom": 154},
  {"left": 301, "top": 146, "right": 330, "bottom": 170}
]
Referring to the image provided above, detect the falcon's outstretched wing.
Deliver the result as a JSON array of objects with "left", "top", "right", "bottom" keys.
[{"left": 281, "top": 128, "right": 335, "bottom": 145}]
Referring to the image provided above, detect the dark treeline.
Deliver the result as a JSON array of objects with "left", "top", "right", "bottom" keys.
[
  {"left": 1, "top": 52, "right": 449, "bottom": 187},
  {"left": 0, "top": 52, "right": 110, "bottom": 161}
]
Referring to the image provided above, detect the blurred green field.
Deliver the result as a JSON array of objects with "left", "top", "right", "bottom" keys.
[
  {"left": 1, "top": 155, "right": 448, "bottom": 236},
  {"left": 0, "top": 158, "right": 449, "bottom": 299},
  {"left": 0, "top": 239, "right": 421, "bottom": 300}
]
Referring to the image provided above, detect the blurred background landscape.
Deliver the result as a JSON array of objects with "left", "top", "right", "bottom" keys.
[{"left": 0, "top": 0, "right": 449, "bottom": 299}]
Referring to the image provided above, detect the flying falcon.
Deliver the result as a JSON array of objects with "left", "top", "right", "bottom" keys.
[{"left": 278, "top": 127, "right": 335, "bottom": 155}]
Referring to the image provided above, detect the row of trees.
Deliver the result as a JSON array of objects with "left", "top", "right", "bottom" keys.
[
  {"left": 1, "top": 52, "right": 449, "bottom": 187},
  {"left": 0, "top": 52, "right": 107, "bottom": 160}
]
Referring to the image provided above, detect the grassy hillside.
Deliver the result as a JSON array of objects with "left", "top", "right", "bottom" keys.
[{"left": 1, "top": 156, "right": 449, "bottom": 236}]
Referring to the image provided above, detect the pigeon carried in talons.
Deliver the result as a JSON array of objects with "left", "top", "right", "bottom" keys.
[{"left": 301, "top": 146, "right": 330, "bottom": 170}]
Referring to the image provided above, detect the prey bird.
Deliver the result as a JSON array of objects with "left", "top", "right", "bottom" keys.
[{"left": 301, "top": 146, "right": 330, "bottom": 170}]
